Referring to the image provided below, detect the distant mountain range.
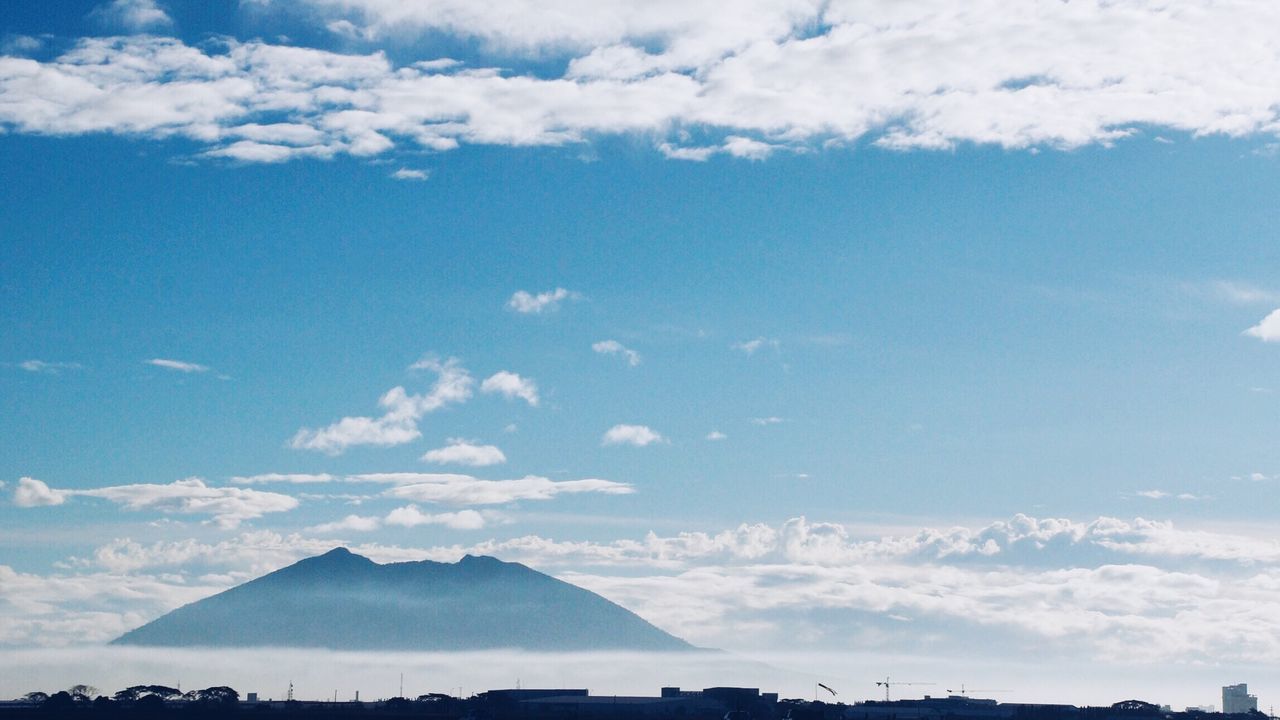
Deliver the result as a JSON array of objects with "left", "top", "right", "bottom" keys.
[{"left": 113, "top": 549, "right": 693, "bottom": 652}]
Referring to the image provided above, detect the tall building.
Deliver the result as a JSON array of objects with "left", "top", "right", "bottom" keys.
[{"left": 1223, "top": 684, "right": 1257, "bottom": 714}]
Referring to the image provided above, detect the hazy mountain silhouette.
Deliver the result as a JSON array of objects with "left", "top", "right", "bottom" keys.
[{"left": 113, "top": 549, "right": 693, "bottom": 651}]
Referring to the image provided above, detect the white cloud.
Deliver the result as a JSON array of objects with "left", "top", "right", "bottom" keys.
[
  {"left": 1136, "top": 490, "right": 1170, "bottom": 499},
  {"left": 1209, "top": 280, "right": 1280, "bottom": 306},
  {"left": 290, "top": 356, "right": 473, "bottom": 454},
  {"left": 731, "top": 337, "right": 778, "bottom": 355},
  {"left": 705, "top": 430, "right": 726, "bottom": 441},
  {"left": 12, "top": 477, "right": 67, "bottom": 507},
  {"left": 305, "top": 514, "right": 382, "bottom": 533},
  {"left": 1244, "top": 308, "right": 1280, "bottom": 342},
  {"left": 90, "top": 0, "right": 173, "bottom": 32},
  {"left": 229, "top": 473, "right": 337, "bottom": 484},
  {"left": 32, "top": 477, "right": 300, "bottom": 528},
  {"left": 421, "top": 438, "right": 506, "bottom": 467},
  {"left": 506, "top": 287, "right": 579, "bottom": 314},
  {"left": 601, "top": 424, "right": 664, "bottom": 447},
  {"left": 384, "top": 505, "right": 486, "bottom": 530},
  {"left": 751, "top": 416, "right": 786, "bottom": 426},
  {"left": 375, "top": 473, "right": 634, "bottom": 505},
  {"left": 480, "top": 371, "right": 539, "bottom": 406},
  {"left": 391, "top": 167, "right": 428, "bottom": 180},
  {"left": 592, "top": 340, "right": 641, "bottom": 366},
  {"left": 12, "top": 7, "right": 1280, "bottom": 165},
  {"left": 146, "top": 358, "right": 209, "bottom": 373},
  {"left": 17, "top": 360, "right": 82, "bottom": 374}
]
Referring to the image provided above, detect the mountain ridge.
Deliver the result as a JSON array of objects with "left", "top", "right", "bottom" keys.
[{"left": 113, "top": 548, "right": 694, "bottom": 652}]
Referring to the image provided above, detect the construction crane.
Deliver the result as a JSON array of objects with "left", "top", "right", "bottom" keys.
[
  {"left": 875, "top": 677, "right": 934, "bottom": 702},
  {"left": 946, "top": 685, "right": 1011, "bottom": 698}
]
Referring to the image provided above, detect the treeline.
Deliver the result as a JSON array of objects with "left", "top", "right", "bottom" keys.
[{"left": 16, "top": 685, "right": 239, "bottom": 712}]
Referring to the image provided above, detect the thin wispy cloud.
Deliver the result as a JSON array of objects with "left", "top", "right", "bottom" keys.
[
  {"left": 751, "top": 416, "right": 787, "bottom": 426},
  {"left": 705, "top": 430, "right": 727, "bottom": 441},
  {"left": 374, "top": 473, "right": 634, "bottom": 505},
  {"left": 506, "top": 288, "right": 580, "bottom": 314},
  {"left": 146, "top": 358, "right": 210, "bottom": 373},
  {"left": 732, "top": 337, "right": 778, "bottom": 355},
  {"left": 592, "top": 340, "right": 641, "bottom": 366},
  {"left": 15, "top": 360, "right": 82, "bottom": 374},
  {"left": 14, "top": 477, "right": 297, "bottom": 528},
  {"left": 229, "top": 473, "right": 337, "bottom": 485}
]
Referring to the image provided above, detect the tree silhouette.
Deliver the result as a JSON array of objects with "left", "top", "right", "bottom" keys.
[
  {"left": 68, "top": 684, "right": 99, "bottom": 702},
  {"left": 22, "top": 692, "right": 49, "bottom": 704}
]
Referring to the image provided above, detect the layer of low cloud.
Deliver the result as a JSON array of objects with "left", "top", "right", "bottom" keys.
[
  {"left": 384, "top": 505, "right": 486, "bottom": 530},
  {"left": 7, "top": 3, "right": 1280, "bottom": 162},
  {"left": 601, "top": 424, "right": 664, "bottom": 447},
  {"left": 479, "top": 371, "right": 539, "bottom": 406},
  {"left": 229, "top": 473, "right": 337, "bottom": 485},
  {"left": 375, "top": 473, "right": 634, "bottom": 505},
  {"left": 592, "top": 340, "right": 641, "bottom": 366},
  {"left": 421, "top": 439, "right": 506, "bottom": 467},
  {"left": 507, "top": 288, "right": 579, "bottom": 314},
  {"left": 290, "top": 357, "right": 472, "bottom": 454}
]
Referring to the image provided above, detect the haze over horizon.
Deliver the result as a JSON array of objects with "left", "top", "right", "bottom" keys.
[{"left": 4, "top": 0, "right": 1280, "bottom": 708}]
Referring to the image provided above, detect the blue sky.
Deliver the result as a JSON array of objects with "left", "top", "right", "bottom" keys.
[{"left": 5, "top": 0, "right": 1280, "bottom": 705}]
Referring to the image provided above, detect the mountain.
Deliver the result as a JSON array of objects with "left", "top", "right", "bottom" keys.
[{"left": 112, "top": 549, "right": 693, "bottom": 651}]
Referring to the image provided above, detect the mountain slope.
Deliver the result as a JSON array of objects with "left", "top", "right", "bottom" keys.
[{"left": 112, "top": 549, "right": 692, "bottom": 651}]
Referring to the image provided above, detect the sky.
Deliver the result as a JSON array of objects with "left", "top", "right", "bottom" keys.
[{"left": 4, "top": 0, "right": 1280, "bottom": 708}]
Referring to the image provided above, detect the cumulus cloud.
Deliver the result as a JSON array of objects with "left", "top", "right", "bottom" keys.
[
  {"left": 384, "top": 505, "right": 486, "bottom": 530},
  {"left": 90, "top": 0, "right": 173, "bottom": 32},
  {"left": 290, "top": 357, "right": 473, "bottom": 454},
  {"left": 391, "top": 167, "right": 428, "bottom": 180},
  {"left": 421, "top": 438, "right": 506, "bottom": 467},
  {"left": 506, "top": 288, "right": 579, "bottom": 314},
  {"left": 601, "top": 424, "right": 664, "bottom": 447},
  {"left": 592, "top": 340, "right": 641, "bottom": 366},
  {"left": 1244, "top": 308, "right": 1280, "bottom": 342},
  {"left": 731, "top": 337, "right": 778, "bottom": 355},
  {"left": 480, "top": 371, "right": 539, "bottom": 406},
  {"left": 146, "top": 358, "right": 210, "bottom": 373},
  {"left": 10, "top": 5, "right": 1280, "bottom": 165},
  {"left": 12, "top": 477, "right": 67, "bottom": 507}
]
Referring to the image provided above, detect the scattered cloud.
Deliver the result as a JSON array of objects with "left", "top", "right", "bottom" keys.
[
  {"left": 89, "top": 0, "right": 173, "bottom": 32},
  {"left": 391, "top": 167, "right": 428, "bottom": 180},
  {"left": 14, "top": 477, "right": 298, "bottom": 528},
  {"left": 602, "top": 424, "right": 665, "bottom": 447},
  {"left": 1136, "top": 490, "right": 1170, "bottom": 499},
  {"left": 592, "top": 340, "right": 641, "bottom": 366},
  {"left": 506, "top": 287, "right": 580, "bottom": 314},
  {"left": 374, "top": 473, "right": 634, "bottom": 505},
  {"left": 384, "top": 505, "right": 486, "bottom": 530},
  {"left": 146, "top": 358, "right": 210, "bottom": 373},
  {"left": 16, "top": 360, "right": 82, "bottom": 374},
  {"left": 480, "top": 371, "right": 539, "bottom": 406},
  {"left": 705, "top": 430, "right": 727, "bottom": 441},
  {"left": 290, "top": 357, "right": 473, "bottom": 454},
  {"left": 229, "top": 473, "right": 337, "bottom": 484},
  {"left": 751, "top": 416, "right": 786, "bottom": 426},
  {"left": 731, "top": 337, "right": 778, "bottom": 355},
  {"left": 1244, "top": 309, "right": 1280, "bottom": 342},
  {"left": 12, "top": 477, "right": 67, "bottom": 507},
  {"left": 421, "top": 438, "right": 507, "bottom": 467}
]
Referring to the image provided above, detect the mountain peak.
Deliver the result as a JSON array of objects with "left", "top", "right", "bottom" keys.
[{"left": 113, "top": 548, "right": 693, "bottom": 652}]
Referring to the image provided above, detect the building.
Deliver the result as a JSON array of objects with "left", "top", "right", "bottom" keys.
[{"left": 1222, "top": 684, "right": 1257, "bottom": 715}]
